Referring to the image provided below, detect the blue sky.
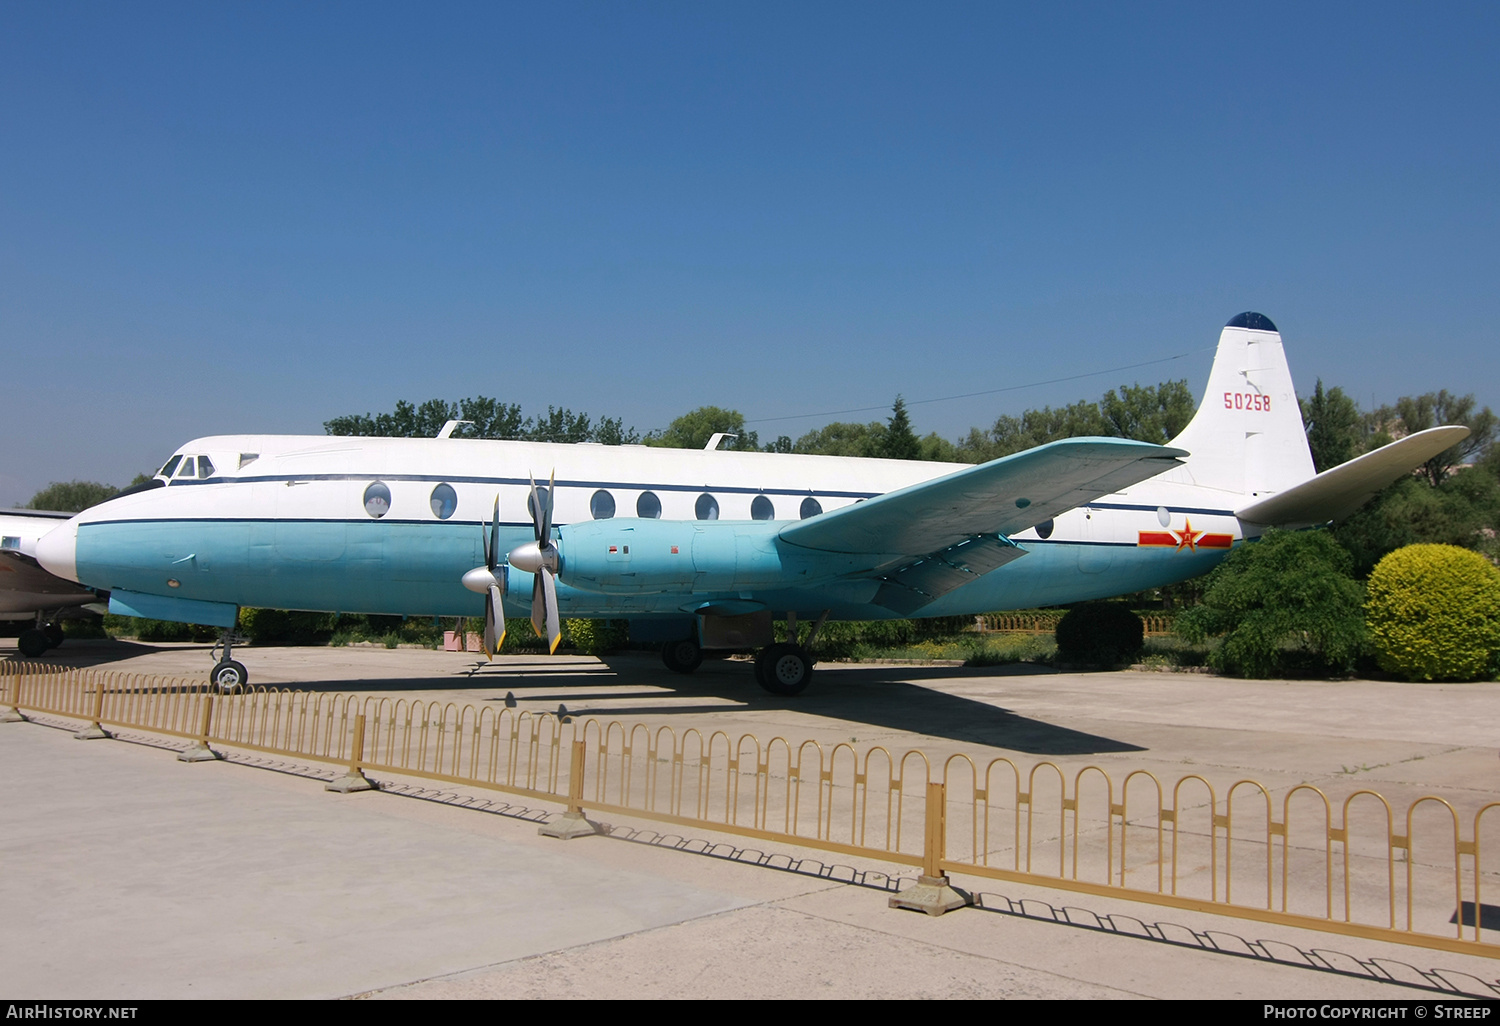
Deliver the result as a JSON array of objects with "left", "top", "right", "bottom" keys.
[{"left": 2, "top": 2, "right": 1496, "bottom": 504}]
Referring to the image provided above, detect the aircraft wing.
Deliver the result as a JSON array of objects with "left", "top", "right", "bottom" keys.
[
  {"left": 779, "top": 437, "right": 1187, "bottom": 614},
  {"left": 1235, "top": 426, "right": 1471, "bottom": 529},
  {"left": 0, "top": 549, "right": 98, "bottom": 610}
]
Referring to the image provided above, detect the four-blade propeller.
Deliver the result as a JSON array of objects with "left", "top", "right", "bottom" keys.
[
  {"left": 508, "top": 472, "right": 562, "bottom": 654},
  {"left": 460, "top": 496, "right": 506, "bottom": 658}
]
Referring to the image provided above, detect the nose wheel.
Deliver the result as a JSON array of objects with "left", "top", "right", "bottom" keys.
[{"left": 212, "top": 659, "right": 249, "bottom": 694}]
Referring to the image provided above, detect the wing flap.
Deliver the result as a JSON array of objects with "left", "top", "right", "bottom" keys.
[
  {"left": 1235, "top": 426, "right": 1470, "bottom": 528},
  {"left": 780, "top": 437, "right": 1187, "bottom": 557},
  {"left": 873, "top": 534, "right": 1027, "bottom": 615}
]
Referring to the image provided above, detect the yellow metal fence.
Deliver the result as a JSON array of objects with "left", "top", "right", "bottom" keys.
[{"left": 3, "top": 661, "right": 1496, "bottom": 959}]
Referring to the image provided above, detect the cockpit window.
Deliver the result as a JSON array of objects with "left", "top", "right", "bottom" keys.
[
  {"left": 159, "top": 455, "right": 183, "bottom": 479},
  {"left": 175, "top": 458, "right": 198, "bottom": 479},
  {"left": 238, "top": 453, "right": 259, "bottom": 469},
  {"left": 197, "top": 456, "right": 215, "bottom": 479}
]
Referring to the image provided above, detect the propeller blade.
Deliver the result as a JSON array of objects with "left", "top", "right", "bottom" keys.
[
  {"left": 488, "top": 496, "right": 501, "bottom": 570},
  {"left": 483, "top": 583, "right": 505, "bottom": 657},
  {"left": 541, "top": 470, "right": 555, "bottom": 544},
  {"left": 541, "top": 569, "right": 561, "bottom": 654},
  {"left": 528, "top": 474, "right": 544, "bottom": 544}
]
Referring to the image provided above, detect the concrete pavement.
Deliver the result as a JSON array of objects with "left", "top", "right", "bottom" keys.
[{"left": 4, "top": 638, "right": 1500, "bottom": 999}]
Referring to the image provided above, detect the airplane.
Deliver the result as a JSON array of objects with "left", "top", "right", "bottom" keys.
[
  {"left": 30, "top": 313, "right": 1467, "bottom": 694},
  {"left": 0, "top": 509, "right": 108, "bottom": 657}
]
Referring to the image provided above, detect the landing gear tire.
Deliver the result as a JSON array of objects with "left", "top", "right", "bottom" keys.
[
  {"left": 18, "top": 629, "right": 49, "bottom": 659},
  {"left": 661, "top": 638, "right": 703, "bottom": 674},
  {"left": 43, "top": 623, "right": 65, "bottom": 648},
  {"left": 212, "top": 660, "right": 249, "bottom": 694},
  {"left": 756, "top": 643, "right": 813, "bottom": 696}
]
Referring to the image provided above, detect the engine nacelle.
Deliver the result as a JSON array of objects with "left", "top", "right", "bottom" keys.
[{"left": 557, "top": 519, "right": 801, "bottom": 595}]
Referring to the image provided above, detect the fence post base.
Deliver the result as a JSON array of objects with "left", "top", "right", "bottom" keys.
[
  {"left": 1, "top": 708, "right": 27, "bottom": 723},
  {"left": 325, "top": 770, "right": 376, "bottom": 793},
  {"left": 177, "top": 742, "right": 222, "bottom": 762},
  {"left": 538, "top": 810, "right": 599, "bottom": 840},
  {"left": 888, "top": 875, "right": 969, "bottom": 917},
  {"left": 73, "top": 723, "right": 110, "bottom": 740}
]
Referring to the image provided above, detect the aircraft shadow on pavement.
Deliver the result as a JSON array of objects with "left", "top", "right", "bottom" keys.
[
  {"left": 9, "top": 646, "right": 1142, "bottom": 756},
  {"left": 307, "top": 655, "right": 1142, "bottom": 756}
]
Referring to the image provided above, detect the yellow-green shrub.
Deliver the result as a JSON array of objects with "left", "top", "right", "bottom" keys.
[{"left": 1366, "top": 544, "right": 1500, "bottom": 681}]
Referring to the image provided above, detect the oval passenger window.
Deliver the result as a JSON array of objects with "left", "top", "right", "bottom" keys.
[
  {"left": 590, "top": 489, "right": 616, "bottom": 519},
  {"left": 636, "top": 491, "right": 662, "bottom": 519},
  {"left": 799, "top": 496, "right": 822, "bottom": 519},
  {"left": 695, "top": 493, "right": 719, "bottom": 521},
  {"left": 430, "top": 483, "right": 458, "bottom": 520},
  {"left": 750, "top": 494, "right": 774, "bottom": 520},
  {"left": 364, "top": 482, "right": 392, "bottom": 519}
]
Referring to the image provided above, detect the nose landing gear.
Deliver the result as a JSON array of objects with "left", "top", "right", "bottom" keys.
[{"left": 210, "top": 629, "right": 250, "bottom": 694}]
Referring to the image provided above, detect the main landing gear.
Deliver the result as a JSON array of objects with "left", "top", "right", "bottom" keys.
[
  {"left": 660, "top": 609, "right": 827, "bottom": 697},
  {"left": 210, "top": 629, "right": 249, "bottom": 694},
  {"left": 754, "top": 643, "right": 814, "bottom": 696},
  {"left": 17, "top": 614, "right": 65, "bottom": 659}
]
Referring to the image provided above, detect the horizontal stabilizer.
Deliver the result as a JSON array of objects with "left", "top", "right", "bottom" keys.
[
  {"left": 782, "top": 436, "right": 1186, "bottom": 558},
  {"left": 1235, "top": 426, "right": 1471, "bottom": 528}
]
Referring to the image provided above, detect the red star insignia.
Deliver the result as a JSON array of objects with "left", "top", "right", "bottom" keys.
[{"left": 1174, "top": 518, "right": 1203, "bottom": 552}]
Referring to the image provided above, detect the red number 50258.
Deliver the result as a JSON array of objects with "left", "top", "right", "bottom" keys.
[{"left": 1224, "top": 392, "right": 1270, "bottom": 411}]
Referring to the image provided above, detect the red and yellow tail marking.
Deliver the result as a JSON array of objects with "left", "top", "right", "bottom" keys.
[{"left": 1137, "top": 517, "right": 1233, "bottom": 552}]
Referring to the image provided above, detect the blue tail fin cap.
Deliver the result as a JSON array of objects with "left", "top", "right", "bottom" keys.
[{"left": 1226, "top": 311, "right": 1278, "bottom": 331}]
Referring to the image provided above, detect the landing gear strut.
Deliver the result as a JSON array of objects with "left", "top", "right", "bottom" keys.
[{"left": 210, "top": 629, "right": 249, "bottom": 694}]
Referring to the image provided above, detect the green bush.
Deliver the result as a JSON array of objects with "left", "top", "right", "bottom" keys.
[
  {"left": 102, "top": 614, "right": 218, "bottom": 642},
  {"left": 563, "top": 619, "right": 630, "bottom": 655},
  {"left": 1054, "top": 602, "right": 1144, "bottom": 666},
  {"left": 1365, "top": 544, "right": 1500, "bottom": 681},
  {"left": 238, "top": 608, "right": 338, "bottom": 646},
  {"left": 1176, "top": 530, "right": 1367, "bottom": 678}
]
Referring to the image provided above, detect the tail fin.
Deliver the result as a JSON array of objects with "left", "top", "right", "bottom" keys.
[{"left": 1167, "top": 312, "right": 1315, "bottom": 500}]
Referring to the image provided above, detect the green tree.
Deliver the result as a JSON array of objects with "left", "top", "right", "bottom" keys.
[
  {"left": 456, "top": 396, "right": 526, "bottom": 438},
  {"left": 1333, "top": 469, "right": 1500, "bottom": 575},
  {"left": 1300, "top": 380, "right": 1365, "bottom": 472},
  {"left": 1392, "top": 390, "right": 1497, "bottom": 486},
  {"left": 1177, "top": 530, "right": 1368, "bottom": 678},
  {"left": 880, "top": 396, "right": 921, "bottom": 460},
  {"left": 646, "top": 407, "right": 760, "bottom": 450},
  {"left": 1098, "top": 380, "right": 1196, "bottom": 445},
  {"left": 917, "top": 432, "right": 959, "bottom": 462},
  {"left": 794, "top": 421, "right": 885, "bottom": 457},
  {"left": 527, "top": 406, "right": 592, "bottom": 444},
  {"left": 325, "top": 396, "right": 636, "bottom": 443},
  {"left": 973, "top": 399, "right": 1111, "bottom": 460},
  {"left": 26, "top": 481, "right": 119, "bottom": 513}
]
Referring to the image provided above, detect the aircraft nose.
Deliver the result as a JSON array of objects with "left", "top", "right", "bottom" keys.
[{"left": 35, "top": 520, "right": 80, "bottom": 583}]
